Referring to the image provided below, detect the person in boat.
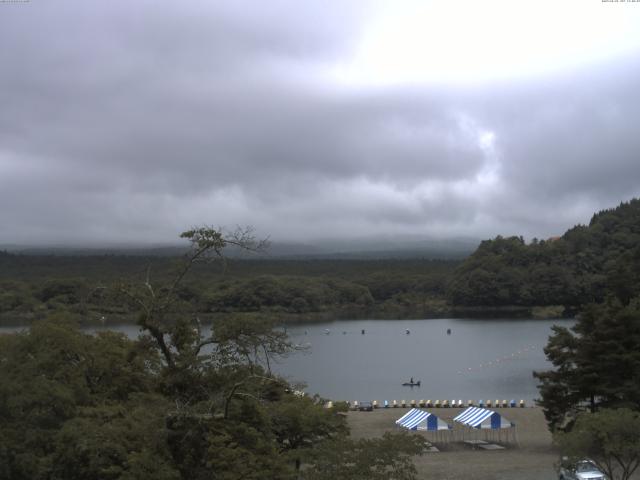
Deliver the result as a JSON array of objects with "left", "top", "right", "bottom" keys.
[{"left": 410, "top": 377, "right": 414, "bottom": 384}]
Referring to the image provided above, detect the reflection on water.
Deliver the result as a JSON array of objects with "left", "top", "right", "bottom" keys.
[{"left": 0, "top": 317, "right": 572, "bottom": 403}]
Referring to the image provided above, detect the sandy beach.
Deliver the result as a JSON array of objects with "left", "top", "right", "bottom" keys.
[{"left": 347, "top": 407, "right": 558, "bottom": 480}]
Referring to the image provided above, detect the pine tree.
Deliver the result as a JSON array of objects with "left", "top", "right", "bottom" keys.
[{"left": 535, "top": 298, "right": 640, "bottom": 431}]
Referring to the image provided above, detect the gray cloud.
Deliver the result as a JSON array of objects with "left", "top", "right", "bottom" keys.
[{"left": 1, "top": 1, "right": 640, "bottom": 246}]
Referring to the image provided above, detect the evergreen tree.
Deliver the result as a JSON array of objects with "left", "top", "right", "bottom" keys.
[{"left": 535, "top": 298, "right": 640, "bottom": 431}]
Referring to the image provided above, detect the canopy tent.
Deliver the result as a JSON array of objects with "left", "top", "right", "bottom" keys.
[
  {"left": 453, "top": 406, "right": 516, "bottom": 444},
  {"left": 395, "top": 408, "right": 450, "bottom": 431},
  {"left": 453, "top": 406, "right": 513, "bottom": 429}
]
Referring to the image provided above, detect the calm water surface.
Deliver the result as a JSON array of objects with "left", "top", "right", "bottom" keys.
[
  {"left": 275, "top": 318, "right": 571, "bottom": 403},
  {"left": 1, "top": 318, "right": 572, "bottom": 403}
]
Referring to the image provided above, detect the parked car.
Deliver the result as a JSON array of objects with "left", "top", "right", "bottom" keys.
[
  {"left": 559, "top": 459, "right": 607, "bottom": 480},
  {"left": 358, "top": 401, "right": 373, "bottom": 411}
]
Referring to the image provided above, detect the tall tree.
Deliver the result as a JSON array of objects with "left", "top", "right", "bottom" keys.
[
  {"left": 118, "top": 226, "right": 268, "bottom": 372},
  {"left": 535, "top": 298, "right": 640, "bottom": 431}
]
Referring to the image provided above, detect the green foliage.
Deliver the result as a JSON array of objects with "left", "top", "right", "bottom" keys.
[
  {"left": 556, "top": 408, "right": 640, "bottom": 480},
  {"left": 0, "top": 252, "right": 457, "bottom": 324},
  {"left": 205, "top": 275, "right": 374, "bottom": 314},
  {"left": 37, "top": 278, "right": 86, "bottom": 304},
  {"left": 449, "top": 199, "right": 640, "bottom": 309},
  {"left": 535, "top": 299, "right": 640, "bottom": 431},
  {"left": 268, "top": 395, "right": 348, "bottom": 470},
  {"left": 205, "top": 420, "right": 292, "bottom": 480},
  {"left": 0, "top": 226, "right": 433, "bottom": 479},
  {"left": 0, "top": 318, "right": 164, "bottom": 480},
  {"left": 302, "top": 431, "right": 427, "bottom": 480},
  {"left": 0, "top": 314, "right": 354, "bottom": 480},
  {"left": 50, "top": 399, "right": 179, "bottom": 480}
]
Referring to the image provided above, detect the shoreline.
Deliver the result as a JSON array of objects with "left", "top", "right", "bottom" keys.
[{"left": 0, "top": 306, "right": 573, "bottom": 328}]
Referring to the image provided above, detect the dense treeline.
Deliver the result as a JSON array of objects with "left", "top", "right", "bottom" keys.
[
  {"left": 5, "top": 199, "right": 640, "bottom": 324},
  {"left": 535, "top": 298, "right": 640, "bottom": 431},
  {"left": 0, "top": 252, "right": 457, "bottom": 324},
  {"left": 0, "top": 318, "right": 425, "bottom": 480},
  {"left": 448, "top": 199, "right": 640, "bottom": 312},
  {"left": 0, "top": 228, "right": 427, "bottom": 479}
]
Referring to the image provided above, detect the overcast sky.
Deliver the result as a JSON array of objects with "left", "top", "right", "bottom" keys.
[{"left": 2, "top": 0, "right": 640, "bottom": 246}]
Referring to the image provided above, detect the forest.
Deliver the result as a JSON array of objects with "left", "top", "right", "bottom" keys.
[
  {"left": 0, "top": 228, "right": 426, "bottom": 479},
  {"left": 0, "top": 253, "right": 456, "bottom": 326},
  {"left": 447, "top": 198, "right": 640, "bottom": 314},
  {"left": 3, "top": 199, "right": 640, "bottom": 325},
  {"left": 4, "top": 202, "right": 640, "bottom": 478}
]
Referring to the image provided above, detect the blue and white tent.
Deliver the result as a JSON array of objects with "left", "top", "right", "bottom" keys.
[
  {"left": 395, "top": 408, "right": 450, "bottom": 431},
  {"left": 453, "top": 406, "right": 513, "bottom": 429}
]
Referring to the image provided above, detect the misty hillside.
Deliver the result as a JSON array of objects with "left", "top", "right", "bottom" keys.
[
  {"left": 448, "top": 198, "right": 640, "bottom": 311},
  {"left": 2, "top": 236, "right": 479, "bottom": 260}
]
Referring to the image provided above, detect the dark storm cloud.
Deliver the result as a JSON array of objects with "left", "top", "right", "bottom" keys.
[
  {"left": 475, "top": 59, "right": 640, "bottom": 236},
  {"left": 1, "top": 1, "right": 640, "bottom": 245}
]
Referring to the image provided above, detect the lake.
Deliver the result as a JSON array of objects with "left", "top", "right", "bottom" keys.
[
  {"left": 276, "top": 318, "right": 572, "bottom": 404},
  {"left": 1, "top": 317, "right": 571, "bottom": 404}
]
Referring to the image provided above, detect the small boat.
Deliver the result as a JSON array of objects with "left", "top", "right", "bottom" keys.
[{"left": 402, "top": 380, "right": 421, "bottom": 387}]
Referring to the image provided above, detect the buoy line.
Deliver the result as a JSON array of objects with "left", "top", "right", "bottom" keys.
[{"left": 456, "top": 344, "right": 539, "bottom": 375}]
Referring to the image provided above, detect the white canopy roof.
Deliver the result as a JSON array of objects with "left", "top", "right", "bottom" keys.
[
  {"left": 453, "top": 406, "right": 513, "bottom": 429},
  {"left": 395, "top": 408, "right": 450, "bottom": 431}
]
